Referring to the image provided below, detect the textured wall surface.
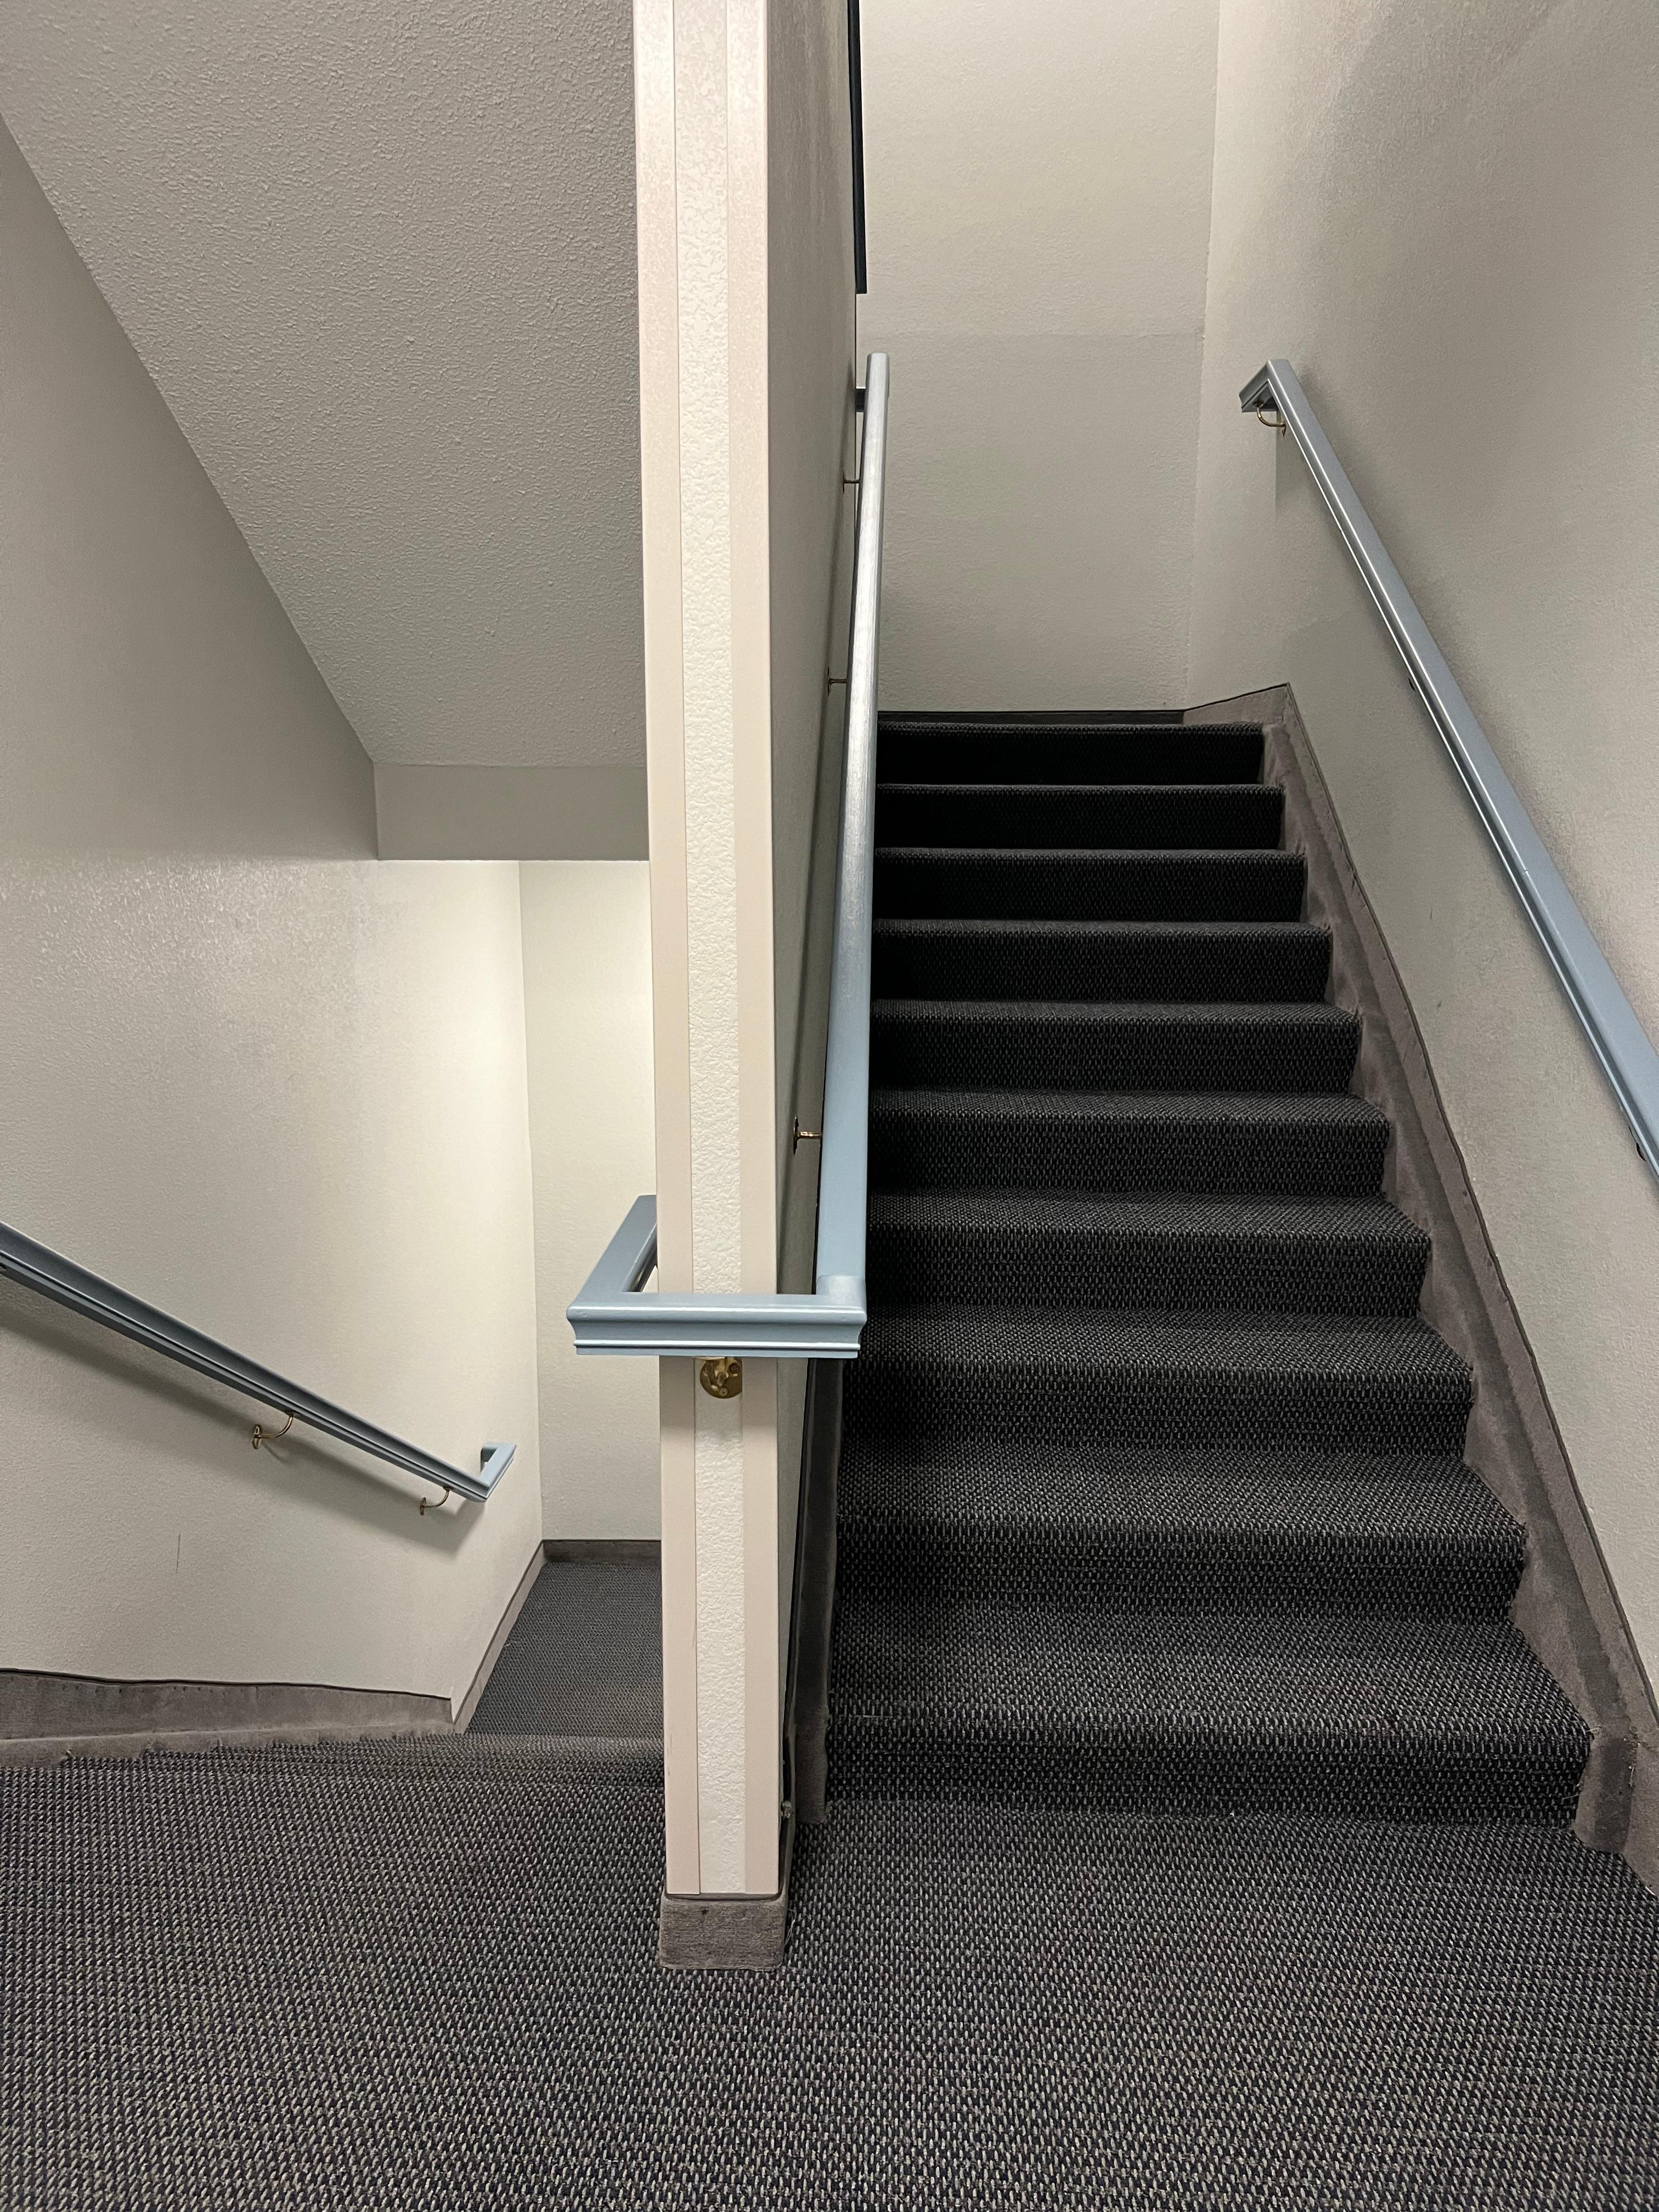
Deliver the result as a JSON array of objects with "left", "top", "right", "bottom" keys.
[
  {"left": 633, "top": 0, "right": 781, "bottom": 1897},
  {"left": 1188, "top": 0, "right": 1659, "bottom": 1683},
  {"left": 520, "top": 863, "right": 659, "bottom": 1540},
  {"left": 0, "top": 1, "right": 644, "bottom": 771},
  {"left": 0, "top": 121, "right": 541, "bottom": 1711},
  {"left": 859, "top": 0, "right": 1220, "bottom": 709}
]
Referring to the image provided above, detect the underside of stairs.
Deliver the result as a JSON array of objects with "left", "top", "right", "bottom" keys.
[{"left": 829, "top": 711, "right": 1594, "bottom": 1831}]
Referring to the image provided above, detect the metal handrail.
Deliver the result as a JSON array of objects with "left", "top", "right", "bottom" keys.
[
  {"left": 568, "top": 351, "right": 891, "bottom": 1359},
  {"left": 0, "top": 1221, "right": 515, "bottom": 1503},
  {"left": 1242, "top": 358, "right": 1659, "bottom": 1177}
]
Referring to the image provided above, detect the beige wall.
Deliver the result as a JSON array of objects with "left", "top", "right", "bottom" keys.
[
  {"left": 520, "top": 863, "right": 660, "bottom": 1539},
  {"left": 1187, "top": 0, "right": 1659, "bottom": 1681},
  {"left": 0, "top": 121, "right": 542, "bottom": 1713},
  {"left": 859, "top": 0, "right": 1220, "bottom": 709}
]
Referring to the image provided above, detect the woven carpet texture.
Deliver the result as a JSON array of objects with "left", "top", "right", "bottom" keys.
[
  {"left": 831, "top": 714, "right": 1592, "bottom": 1826},
  {"left": 7, "top": 1737, "right": 1659, "bottom": 2209}
]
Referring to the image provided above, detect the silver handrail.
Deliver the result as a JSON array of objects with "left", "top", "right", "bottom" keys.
[
  {"left": 1242, "top": 358, "right": 1659, "bottom": 1176},
  {"left": 567, "top": 350, "right": 891, "bottom": 1358},
  {"left": 0, "top": 1221, "right": 515, "bottom": 1502}
]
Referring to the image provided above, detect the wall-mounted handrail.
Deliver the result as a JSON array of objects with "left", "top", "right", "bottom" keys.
[
  {"left": 1241, "top": 358, "right": 1659, "bottom": 1178},
  {"left": 0, "top": 1221, "right": 515, "bottom": 1503},
  {"left": 568, "top": 350, "right": 891, "bottom": 1360}
]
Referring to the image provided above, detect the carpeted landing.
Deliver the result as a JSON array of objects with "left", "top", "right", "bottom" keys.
[
  {"left": 5, "top": 1735, "right": 1659, "bottom": 2209},
  {"left": 467, "top": 1551, "right": 663, "bottom": 1740},
  {"left": 7, "top": 1572, "right": 1659, "bottom": 2207}
]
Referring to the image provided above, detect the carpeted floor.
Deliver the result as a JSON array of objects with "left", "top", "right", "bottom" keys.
[
  {"left": 468, "top": 1552, "right": 662, "bottom": 1740},
  {"left": 5, "top": 1729, "right": 1658, "bottom": 2209}
]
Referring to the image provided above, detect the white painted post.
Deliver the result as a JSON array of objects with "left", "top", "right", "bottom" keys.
[{"left": 634, "top": 0, "right": 783, "bottom": 1899}]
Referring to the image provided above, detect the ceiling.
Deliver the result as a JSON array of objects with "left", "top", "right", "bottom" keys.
[{"left": 1, "top": 0, "right": 645, "bottom": 769}]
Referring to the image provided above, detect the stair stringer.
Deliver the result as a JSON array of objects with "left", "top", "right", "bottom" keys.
[{"left": 1187, "top": 683, "right": 1655, "bottom": 1881}]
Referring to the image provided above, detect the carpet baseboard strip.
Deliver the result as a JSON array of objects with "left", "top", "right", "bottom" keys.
[
  {"left": 659, "top": 1812, "right": 796, "bottom": 1970},
  {"left": 1195, "top": 685, "right": 1651, "bottom": 1867}
]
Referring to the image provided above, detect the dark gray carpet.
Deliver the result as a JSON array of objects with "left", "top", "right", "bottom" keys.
[
  {"left": 4, "top": 1740, "right": 1658, "bottom": 2208},
  {"left": 467, "top": 1555, "right": 662, "bottom": 1739},
  {"left": 839, "top": 713, "right": 1593, "bottom": 1830}
]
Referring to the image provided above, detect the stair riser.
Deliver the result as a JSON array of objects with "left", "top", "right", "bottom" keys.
[
  {"left": 826, "top": 1725, "right": 1586, "bottom": 1824},
  {"left": 833, "top": 1527, "right": 1523, "bottom": 1618},
  {"left": 871, "top": 1009, "right": 1361, "bottom": 1092},
  {"left": 865, "top": 1224, "right": 1429, "bottom": 1314},
  {"left": 875, "top": 786, "right": 1285, "bottom": 851},
  {"left": 868, "top": 1110, "right": 1388, "bottom": 1197},
  {"left": 843, "top": 1365, "right": 1472, "bottom": 1458},
  {"left": 874, "top": 849, "right": 1306, "bottom": 922},
  {"left": 878, "top": 723, "right": 1265, "bottom": 785},
  {"left": 871, "top": 925, "right": 1331, "bottom": 1004}
]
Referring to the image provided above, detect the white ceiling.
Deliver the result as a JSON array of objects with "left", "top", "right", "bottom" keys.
[{"left": 1, "top": 0, "right": 645, "bottom": 768}]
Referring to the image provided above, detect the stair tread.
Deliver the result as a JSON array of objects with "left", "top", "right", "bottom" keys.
[
  {"left": 878, "top": 717, "right": 1262, "bottom": 731},
  {"left": 846, "top": 1307, "right": 1471, "bottom": 1462},
  {"left": 856, "top": 1302, "right": 1467, "bottom": 1378},
  {"left": 874, "top": 917, "right": 1324, "bottom": 939},
  {"left": 875, "top": 843, "right": 1295, "bottom": 858},
  {"left": 873, "top": 847, "right": 1306, "bottom": 921},
  {"left": 835, "top": 1443, "right": 1525, "bottom": 1617},
  {"left": 867, "top": 1192, "right": 1430, "bottom": 1314},
  {"left": 869, "top": 1189, "right": 1421, "bottom": 1239},
  {"left": 872, "top": 998, "right": 1362, "bottom": 1094},
  {"left": 876, "top": 782, "right": 1285, "bottom": 851},
  {"left": 877, "top": 716, "right": 1266, "bottom": 788},
  {"left": 872, "top": 918, "right": 1333, "bottom": 1005},
  {"left": 871, "top": 1087, "right": 1387, "bottom": 1124},
  {"left": 831, "top": 1605, "right": 1583, "bottom": 1741},
  {"left": 870, "top": 1088, "right": 1391, "bottom": 1198},
  {"left": 838, "top": 1441, "right": 1514, "bottom": 1545},
  {"left": 875, "top": 996, "right": 1354, "bottom": 1019},
  {"left": 878, "top": 780, "right": 1272, "bottom": 797}
]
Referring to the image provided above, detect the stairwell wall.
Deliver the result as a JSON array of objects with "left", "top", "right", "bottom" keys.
[
  {"left": 1186, "top": 0, "right": 1659, "bottom": 1695},
  {"left": 857, "top": 0, "right": 1221, "bottom": 710},
  {"left": 0, "top": 119, "right": 543, "bottom": 1717},
  {"left": 520, "top": 861, "right": 660, "bottom": 1541}
]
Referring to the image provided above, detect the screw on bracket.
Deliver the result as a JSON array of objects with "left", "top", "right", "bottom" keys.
[{"left": 699, "top": 1356, "right": 743, "bottom": 1401}]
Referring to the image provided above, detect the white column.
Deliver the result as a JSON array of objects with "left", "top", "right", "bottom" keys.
[{"left": 634, "top": 0, "right": 782, "bottom": 1899}]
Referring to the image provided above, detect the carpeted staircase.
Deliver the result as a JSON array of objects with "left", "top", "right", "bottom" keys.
[{"left": 830, "top": 713, "right": 1592, "bottom": 1825}]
